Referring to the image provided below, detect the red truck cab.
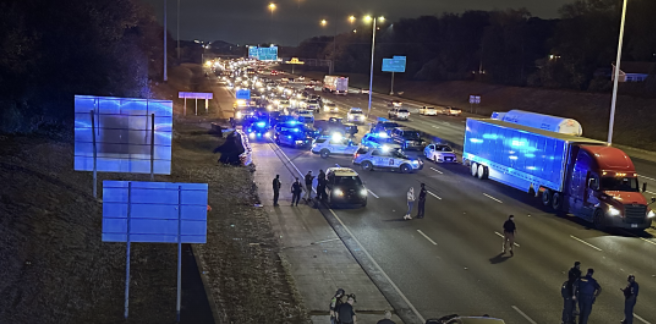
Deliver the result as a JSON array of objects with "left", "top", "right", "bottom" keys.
[{"left": 563, "top": 145, "right": 654, "bottom": 230}]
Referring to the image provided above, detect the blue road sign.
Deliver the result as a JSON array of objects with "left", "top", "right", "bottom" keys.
[
  {"left": 235, "top": 89, "right": 251, "bottom": 100},
  {"left": 74, "top": 95, "right": 173, "bottom": 175},
  {"left": 102, "top": 181, "right": 208, "bottom": 243},
  {"left": 248, "top": 46, "right": 258, "bottom": 59},
  {"left": 382, "top": 57, "right": 407, "bottom": 73}
]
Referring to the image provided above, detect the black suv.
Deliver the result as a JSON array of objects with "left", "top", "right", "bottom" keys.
[
  {"left": 325, "top": 167, "right": 368, "bottom": 208},
  {"left": 391, "top": 127, "right": 425, "bottom": 150}
]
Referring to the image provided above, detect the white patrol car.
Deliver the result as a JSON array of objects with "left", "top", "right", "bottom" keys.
[
  {"left": 353, "top": 147, "right": 423, "bottom": 173},
  {"left": 347, "top": 107, "right": 365, "bottom": 124},
  {"left": 311, "top": 135, "right": 360, "bottom": 158},
  {"left": 424, "top": 143, "right": 457, "bottom": 163}
]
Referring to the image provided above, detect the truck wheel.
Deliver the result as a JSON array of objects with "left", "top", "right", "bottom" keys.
[
  {"left": 274, "top": 137, "right": 280, "bottom": 145},
  {"left": 593, "top": 209, "right": 607, "bottom": 230},
  {"left": 320, "top": 149, "right": 330, "bottom": 159},
  {"left": 400, "top": 164, "right": 412, "bottom": 173},
  {"left": 541, "top": 189, "right": 552, "bottom": 207},
  {"left": 471, "top": 163, "right": 478, "bottom": 177},
  {"left": 552, "top": 192, "right": 563, "bottom": 212},
  {"left": 362, "top": 161, "right": 374, "bottom": 171},
  {"left": 477, "top": 165, "right": 488, "bottom": 180}
]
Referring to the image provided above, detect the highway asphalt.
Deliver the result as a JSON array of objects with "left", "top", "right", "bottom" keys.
[{"left": 220, "top": 71, "right": 656, "bottom": 324}]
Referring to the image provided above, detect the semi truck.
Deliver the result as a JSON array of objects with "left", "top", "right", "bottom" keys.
[
  {"left": 463, "top": 118, "right": 654, "bottom": 230},
  {"left": 322, "top": 75, "right": 349, "bottom": 94}
]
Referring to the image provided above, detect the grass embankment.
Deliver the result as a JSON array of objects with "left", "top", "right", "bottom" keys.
[{"left": 282, "top": 67, "right": 656, "bottom": 151}]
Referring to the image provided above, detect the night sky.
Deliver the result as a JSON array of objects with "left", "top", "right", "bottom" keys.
[{"left": 140, "top": 0, "right": 574, "bottom": 46}]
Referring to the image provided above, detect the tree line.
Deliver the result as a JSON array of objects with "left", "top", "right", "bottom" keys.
[
  {"left": 294, "top": 0, "right": 656, "bottom": 92},
  {"left": 0, "top": 0, "right": 178, "bottom": 134}
]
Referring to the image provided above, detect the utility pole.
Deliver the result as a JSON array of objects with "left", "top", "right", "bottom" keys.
[
  {"left": 608, "top": 0, "right": 628, "bottom": 144},
  {"left": 163, "top": 0, "right": 168, "bottom": 82},
  {"left": 177, "top": 0, "right": 180, "bottom": 60}
]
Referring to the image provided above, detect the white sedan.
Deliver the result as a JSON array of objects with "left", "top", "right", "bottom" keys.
[
  {"left": 419, "top": 106, "right": 438, "bottom": 116},
  {"left": 424, "top": 143, "right": 457, "bottom": 163}
]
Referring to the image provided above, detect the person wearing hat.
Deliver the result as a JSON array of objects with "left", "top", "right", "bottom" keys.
[
  {"left": 621, "top": 275, "right": 639, "bottom": 324},
  {"left": 329, "top": 288, "right": 345, "bottom": 324}
]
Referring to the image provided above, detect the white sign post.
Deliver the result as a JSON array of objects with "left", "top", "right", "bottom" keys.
[
  {"left": 469, "top": 95, "right": 481, "bottom": 114},
  {"left": 178, "top": 92, "right": 213, "bottom": 116}
]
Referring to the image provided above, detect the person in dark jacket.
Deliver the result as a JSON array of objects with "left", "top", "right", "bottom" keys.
[
  {"left": 291, "top": 177, "right": 303, "bottom": 206},
  {"left": 336, "top": 294, "right": 357, "bottom": 324},
  {"left": 621, "top": 275, "right": 639, "bottom": 324},
  {"left": 329, "top": 288, "right": 345, "bottom": 324},
  {"left": 502, "top": 215, "right": 516, "bottom": 255},
  {"left": 317, "top": 169, "right": 326, "bottom": 200},
  {"left": 568, "top": 261, "right": 582, "bottom": 315},
  {"left": 376, "top": 310, "right": 395, "bottom": 324},
  {"left": 576, "top": 268, "right": 601, "bottom": 324},
  {"left": 304, "top": 170, "right": 315, "bottom": 203},
  {"left": 416, "top": 183, "right": 427, "bottom": 218},
  {"left": 561, "top": 279, "right": 577, "bottom": 324},
  {"left": 272, "top": 174, "right": 281, "bottom": 206}
]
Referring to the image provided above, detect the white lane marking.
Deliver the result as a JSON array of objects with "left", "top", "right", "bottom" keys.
[
  {"left": 367, "top": 189, "right": 380, "bottom": 198},
  {"left": 570, "top": 235, "right": 603, "bottom": 251},
  {"left": 417, "top": 230, "right": 438, "bottom": 245},
  {"left": 429, "top": 167, "right": 443, "bottom": 174},
  {"left": 269, "top": 141, "right": 426, "bottom": 323},
  {"left": 512, "top": 306, "right": 538, "bottom": 324},
  {"left": 483, "top": 193, "right": 503, "bottom": 204},
  {"left": 645, "top": 190, "right": 656, "bottom": 195},
  {"left": 427, "top": 191, "right": 442, "bottom": 200},
  {"left": 635, "top": 313, "right": 651, "bottom": 324},
  {"left": 638, "top": 175, "right": 656, "bottom": 182},
  {"left": 432, "top": 125, "right": 439, "bottom": 128},
  {"left": 494, "top": 231, "right": 520, "bottom": 247},
  {"left": 640, "top": 238, "right": 656, "bottom": 246}
]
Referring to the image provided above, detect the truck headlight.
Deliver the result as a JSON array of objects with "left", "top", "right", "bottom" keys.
[
  {"left": 360, "top": 189, "right": 368, "bottom": 196},
  {"left": 648, "top": 210, "right": 655, "bottom": 218},
  {"left": 607, "top": 206, "right": 621, "bottom": 216},
  {"left": 334, "top": 189, "right": 343, "bottom": 197}
]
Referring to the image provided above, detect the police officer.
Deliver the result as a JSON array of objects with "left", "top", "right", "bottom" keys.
[
  {"left": 291, "top": 177, "right": 303, "bottom": 206},
  {"left": 329, "top": 288, "right": 345, "bottom": 324},
  {"left": 317, "top": 169, "right": 326, "bottom": 200},
  {"left": 568, "top": 261, "right": 582, "bottom": 315},
  {"left": 576, "top": 268, "right": 601, "bottom": 324},
  {"left": 621, "top": 275, "right": 639, "bottom": 324},
  {"left": 272, "top": 174, "right": 281, "bottom": 206},
  {"left": 304, "top": 170, "right": 315, "bottom": 203},
  {"left": 502, "top": 215, "right": 516, "bottom": 255},
  {"left": 416, "top": 183, "right": 427, "bottom": 219},
  {"left": 561, "top": 279, "right": 576, "bottom": 324}
]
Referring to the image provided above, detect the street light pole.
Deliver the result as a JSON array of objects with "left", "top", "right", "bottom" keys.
[
  {"left": 176, "top": 0, "right": 180, "bottom": 60},
  {"left": 608, "top": 0, "right": 628, "bottom": 144},
  {"left": 367, "top": 18, "right": 378, "bottom": 118},
  {"left": 163, "top": 0, "right": 167, "bottom": 82}
]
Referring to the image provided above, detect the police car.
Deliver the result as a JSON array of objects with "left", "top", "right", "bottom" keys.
[
  {"left": 311, "top": 134, "right": 360, "bottom": 158},
  {"left": 244, "top": 119, "right": 271, "bottom": 141},
  {"left": 324, "top": 167, "right": 368, "bottom": 208},
  {"left": 424, "top": 143, "right": 457, "bottom": 163},
  {"left": 360, "top": 132, "right": 402, "bottom": 150},
  {"left": 274, "top": 125, "right": 314, "bottom": 148},
  {"left": 346, "top": 107, "right": 366, "bottom": 124},
  {"left": 294, "top": 109, "right": 314, "bottom": 124},
  {"left": 353, "top": 146, "right": 423, "bottom": 173}
]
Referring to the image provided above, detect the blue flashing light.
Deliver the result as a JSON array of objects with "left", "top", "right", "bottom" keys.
[
  {"left": 482, "top": 133, "right": 499, "bottom": 140},
  {"left": 287, "top": 135, "right": 292, "bottom": 139},
  {"left": 293, "top": 128, "right": 300, "bottom": 132},
  {"left": 525, "top": 153, "right": 535, "bottom": 158},
  {"left": 470, "top": 138, "right": 483, "bottom": 143},
  {"left": 256, "top": 121, "right": 266, "bottom": 127}
]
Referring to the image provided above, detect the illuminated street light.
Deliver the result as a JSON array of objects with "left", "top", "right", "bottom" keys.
[
  {"left": 349, "top": 16, "right": 356, "bottom": 24},
  {"left": 353, "top": 29, "right": 357, "bottom": 33},
  {"left": 320, "top": 19, "right": 327, "bottom": 26},
  {"left": 362, "top": 15, "right": 385, "bottom": 117},
  {"left": 268, "top": 3, "right": 276, "bottom": 12}
]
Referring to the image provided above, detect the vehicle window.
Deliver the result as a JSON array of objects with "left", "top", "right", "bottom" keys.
[
  {"left": 329, "top": 139, "right": 342, "bottom": 145},
  {"left": 315, "top": 138, "right": 327, "bottom": 144},
  {"left": 371, "top": 150, "right": 379, "bottom": 156},
  {"left": 399, "top": 109, "right": 409, "bottom": 113},
  {"left": 601, "top": 176, "right": 639, "bottom": 192},
  {"left": 392, "top": 150, "right": 407, "bottom": 159},
  {"left": 436, "top": 145, "right": 450, "bottom": 151},
  {"left": 404, "top": 132, "right": 420, "bottom": 139},
  {"left": 428, "top": 144, "right": 435, "bottom": 150},
  {"left": 335, "top": 176, "right": 363, "bottom": 187}
]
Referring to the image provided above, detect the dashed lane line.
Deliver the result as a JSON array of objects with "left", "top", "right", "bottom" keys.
[
  {"left": 427, "top": 191, "right": 442, "bottom": 200},
  {"left": 494, "top": 231, "right": 520, "bottom": 247},
  {"left": 483, "top": 193, "right": 503, "bottom": 204},
  {"left": 417, "top": 230, "right": 438, "bottom": 245},
  {"left": 570, "top": 235, "right": 602, "bottom": 252},
  {"left": 429, "top": 167, "right": 443, "bottom": 174},
  {"left": 512, "top": 306, "right": 538, "bottom": 324},
  {"left": 367, "top": 189, "right": 380, "bottom": 198}
]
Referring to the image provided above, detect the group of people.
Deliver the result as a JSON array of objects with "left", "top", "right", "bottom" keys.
[
  {"left": 329, "top": 289, "right": 395, "bottom": 324},
  {"left": 561, "top": 261, "right": 639, "bottom": 324},
  {"left": 271, "top": 170, "right": 328, "bottom": 207},
  {"left": 403, "top": 184, "right": 427, "bottom": 220}
]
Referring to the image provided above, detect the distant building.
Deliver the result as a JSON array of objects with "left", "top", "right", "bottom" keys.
[{"left": 611, "top": 62, "right": 655, "bottom": 82}]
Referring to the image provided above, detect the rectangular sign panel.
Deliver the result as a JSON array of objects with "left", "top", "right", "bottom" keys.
[
  {"left": 382, "top": 57, "right": 406, "bottom": 73},
  {"left": 102, "top": 181, "right": 208, "bottom": 243},
  {"left": 178, "top": 92, "right": 213, "bottom": 99},
  {"left": 235, "top": 89, "right": 251, "bottom": 100},
  {"left": 248, "top": 46, "right": 258, "bottom": 59},
  {"left": 74, "top": 95, "right": 173, "bottom": 174}
]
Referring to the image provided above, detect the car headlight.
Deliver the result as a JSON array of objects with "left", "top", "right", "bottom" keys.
[
  {"left": 360, "top": 189, "right": 368, "bottom": 196},
  {"left": 295, "top": 140, "right": 303, "bottom": 144},
  {"left": 607, "top": 206, "right": 621, "bottom": 216},
  {"left": 236, "top": 112, "right": 242, "bottom": 118},
  {"left": 412, "top": 160, "right": 419, "bottom": 165},
  {"left": 648, "top": 209, "right": 655, "bottom": 218},
  {"left": 264, "top": 132, "right": 271, "bottom": 138},
  {"left": 334, "top": 189, "right": 344, "bottom": 197},
  {"left": 248, "top": 133, "right": 255, "bottom": 139}
]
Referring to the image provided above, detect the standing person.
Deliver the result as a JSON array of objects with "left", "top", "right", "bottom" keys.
[
  {"left": 304, "top": 170, "right": 315, "bottom": 203},
  {"left": 376, "top": 310, "right": 395, "bottom": 324},
  {"left": 416, "top": 183, "right": 427, "bottom": 219},
  {"left": 404, "top": 187, "right": 415, "bottom": 220},
  {"left": 577, "top": 268, "right": 602, "bottom": 324},
  {"left": 336, "top": 294, "right": 357, "bottom": 324},
  {"left": 561, "top": 279, "right": 576, "bottom": 324},
  {"left": 502, "top": 215, "right": 516, "bottom": 255},
  {"left": 272, "top": 174, "right": 281, "bottom": 206},
  {"left": 317, "top": 169, "right": 326, "bottom": 200},
  {"left": 291, "top": 177, "right": 303, "bottom": 206},
  {"left": 329, "top": 288, "right": 345, "bottom": 324},
  {"left": 568, "top": 261, "right": 582, "bottom": 315},
  {"left": 621, "top": 275, "right": 639, "bottom": 324}
]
